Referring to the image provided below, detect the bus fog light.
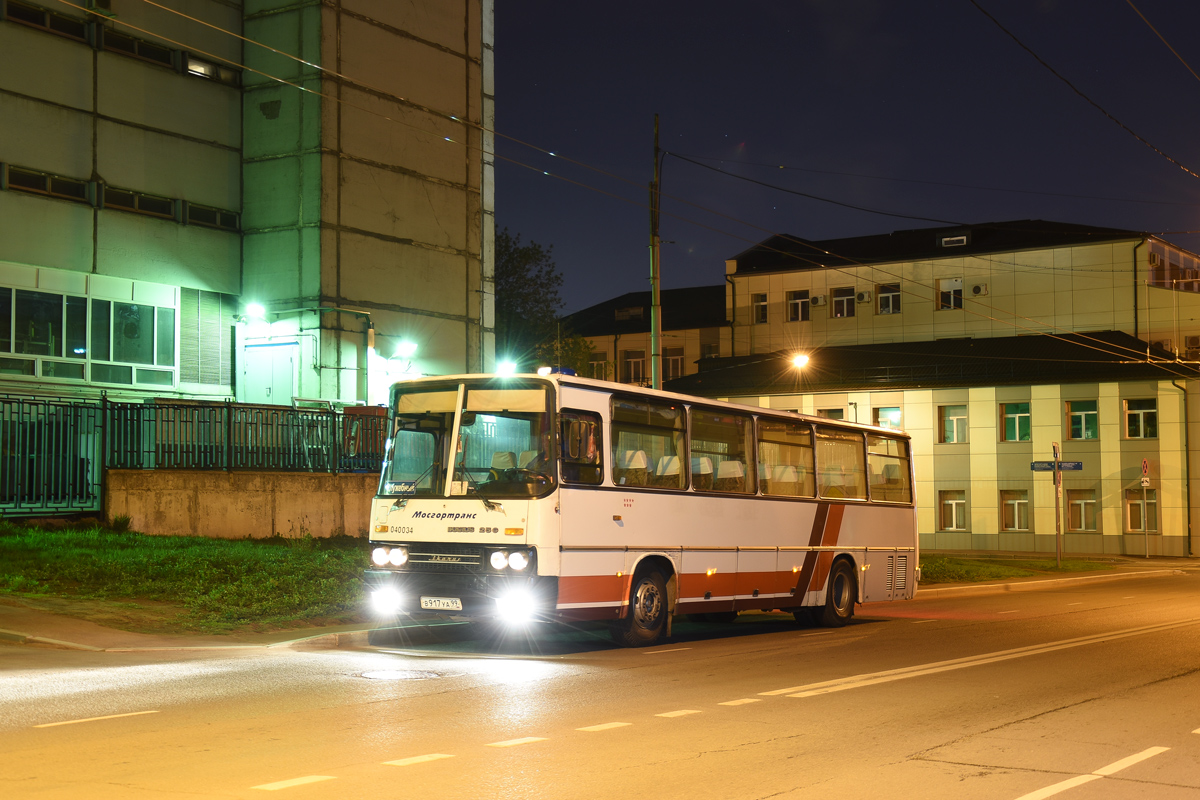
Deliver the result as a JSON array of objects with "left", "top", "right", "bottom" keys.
[
  {"left": 371, "top": 547, "right": 390, "bottom": 566},
  {"left": 507, "top": 550, "right": 530, "bottom": 571},
  {"left": 490, "top": 551, "right": 509, "bottom": 570},
  {"left": 388, "top": 547, "right": 408, "bottom": 567},
  {"left": 495, "top": 590, "right": 536, "bottom": 623},
  {"left": 370, "top": 587, "right": 403, "bottom": 615}
]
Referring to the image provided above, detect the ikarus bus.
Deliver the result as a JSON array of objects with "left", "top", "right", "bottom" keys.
[{"left": 364, "top": 373, "right": 917, "bottom": 647}]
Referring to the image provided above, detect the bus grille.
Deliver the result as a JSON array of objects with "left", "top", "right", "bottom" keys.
[{"left": 406, "top": 543, "right": 484, "bottom": 573}]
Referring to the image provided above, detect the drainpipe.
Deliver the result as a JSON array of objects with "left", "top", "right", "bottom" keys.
[
  {"left": 1134, "top": 238, "right": 1146, "bottom": 354},
  {"left": 1173, "top": 379, "right": 1193, "bottom": 555},
  {"left": 725, "top": 274, "right": 736, "bottom": 357}
]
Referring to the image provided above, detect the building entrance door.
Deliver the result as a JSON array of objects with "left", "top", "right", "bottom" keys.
[{"left": 243, "top": 343, "right": 297, "bottom": 405}]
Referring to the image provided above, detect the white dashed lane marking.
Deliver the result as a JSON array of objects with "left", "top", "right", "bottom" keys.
[
  {"left": 383, "top": 754, "right": 455, "bottom": 767},
  {"left": 1013, "top": 746, "right": 1169, "bottom": 800},
  {"left": 719, "top": 699, "right": 761, "bottom": 706},
  {"left": 577, "top": 722, "right": 631, "bottom": 732},
  {"left": 486, "top": 737, "right": 547, "bottom": 748},
  {"left": 912, "top": 619, "right": 937, "bottom": 624},
  {"left": 644, "top": 648, "right": 692, "bottom": 654},
  {"left": 34, "top": 710, "right": 160, "bottom": 728},
  {"left": 252, "top": 776, "right": 337, "bottom": 791},
  {"left": 657, "top": 710, "right": 702, "bottom": 718},
  {"left": 998, "top": 610, "right": 1020, "bottom": 614}
]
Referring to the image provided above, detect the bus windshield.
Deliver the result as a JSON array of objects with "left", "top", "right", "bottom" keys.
[{"left": 379, "top": 380, "right": 554, "bottom": 499}]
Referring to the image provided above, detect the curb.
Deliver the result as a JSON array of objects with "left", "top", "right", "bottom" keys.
[
  {"left": 915, "top": 568, "right": 1185, "bottom": 598},
  {"left": 0, "top": 626, "right": 375, "bottom": 653}
]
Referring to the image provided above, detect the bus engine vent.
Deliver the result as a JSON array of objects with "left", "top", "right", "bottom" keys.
[
  {"left": 885, "top": 556, "right": 894, "bottom": 592},
  {"left": 894, "top": 555, "right": 908, "bottom": 591},
  {"left": 406, "top": 543, "right": 484, "bottom": 572}
]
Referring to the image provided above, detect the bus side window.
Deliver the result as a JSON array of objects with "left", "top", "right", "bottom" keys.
[
  {"left": 610, "top": 397, "right": 685, "bottom": 490},
  {"left": 561, "top": 410, "right": 603, "bottom": 485},
  {"left": 690, "top": 408, "right": 753, "bottom": 494},
  {"left": 867, "top": 434, "right": 912, "bottom": 503},
  {"left": 815, "top": 426, "right": 867, "bottom": 500},
  {"left": 757, "top": 419, "right": 815, "bottom": 498}
]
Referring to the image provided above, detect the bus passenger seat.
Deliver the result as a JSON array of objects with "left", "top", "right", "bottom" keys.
[
  {"left": 616, "top": 450, "right": 649, "bottom": 486},
  {"left": 715, "top": 460, "right": 746, "bottom": 492},
  {"left": 772, "top": 465, "right": 799, "bottom": 496},
  {"left": 654, "top": 455, "right": 681, "bottom": 488},
  {"left": 489, "top": 451, "right": 516, "bottom": 481},
  {"left": 691, "top": 456, "right": 713, "bottom": 491},
  {"left": 518, "top": 450, "right": 539, "bottom": 468}
]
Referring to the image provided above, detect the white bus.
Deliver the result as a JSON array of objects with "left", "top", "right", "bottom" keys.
[{"left": 364, "top": 374, "right": 917, "bottom": 647}]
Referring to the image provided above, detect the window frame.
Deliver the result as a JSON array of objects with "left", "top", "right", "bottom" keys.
[
  {"left": 1000, "top": 489, "right": 1029, "bottom": 531},
  {"left": 1067, "top": 400, "right": 1098, "bottom": 440},
  {"left": 1125, "top": 488, "right": 1157, "bottom": 532},
  {"left": 831, "top": 287, "right": 855, "bottom": 319},
  {"left": 877, "top": 283, "right": 901, "bottom": 315},
  {"left": 938, "top": 278, "right": 963, "bottom": 310},
  {"left": 1001, "top": 402, "right": 1031, "bottom": 442},
  {"left": 751, "top": 293, "right": 768, "bottom": 324},
  {"left": 939, "top": 489, "right": 967, "bottom": 531},
  {"left": 786, "top": 290, "right": 810, "bottom": 322},
  {"left": 1125, "top": 398, "right": 1157, "bottom": 439},
  {"left": 1066, "top": 489, "right": 1098, "bottom": 532},
  {"left": 939, "top": 404, "right": 968, "bottom": 443}
]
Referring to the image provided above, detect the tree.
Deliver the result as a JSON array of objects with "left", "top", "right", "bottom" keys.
[
  {"left": 494, "top": 228, "right": 564, "bottom": 369},
  {"left": 533, "top": 328, "right": 594, "bottom": 376}
]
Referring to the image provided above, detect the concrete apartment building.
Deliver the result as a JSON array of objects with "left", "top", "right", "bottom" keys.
[
  {"left": 0, "top": 0, "right": 494, "bottom": 407},
  {"left": 652, "top": 220, "right": 1200, "bottom": 556}
]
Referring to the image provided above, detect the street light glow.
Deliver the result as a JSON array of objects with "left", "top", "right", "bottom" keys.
[
  {"left": 395, "top": 341, "right": 418, "bottom": 358},
  {"left": 496, "top": 361, "right": 517, "bottom": 376},
  {"left": 245, "top": 302, "right": 266, "bottom": 320},
  {"left": 792, "top": 353, "right": 810, "bottom": 368}
]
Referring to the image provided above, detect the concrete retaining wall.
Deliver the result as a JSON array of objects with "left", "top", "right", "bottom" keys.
[{"left": 105, "top": 470, "right": 376, "bottom": 538}]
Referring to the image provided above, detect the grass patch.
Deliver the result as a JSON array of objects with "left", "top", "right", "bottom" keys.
[
  {"left": 0, "top": 519, "right": 367, "bottom": 634},
  {"left": 919, "top": 555, "right": 1115, "bottom": 584}
]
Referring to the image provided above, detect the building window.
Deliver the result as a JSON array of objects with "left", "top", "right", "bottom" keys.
[
  {"left": 186, "top": 203, "right": 240, "bottom": 232},
  {"left": 3, "top": 0, "right": 88, "bottom": 41},
  {"left": 939, "top": 404, "right": 967, "bottom": 443},
  {"left": 101, "top": 28, "right": 175, "bottom": 68},
  {"left": 1126, "top": 488, "right": 1157, "bottom": 532},
  {"left": 878, "top": 283, "right": 901, "bottom": 315},
  {"left": 699, "top": 341, "right": 719, "bottom": 359},
  {"left": 1067, "top": 489, "right": 1097, "bottom": 531},
  {"left": 787, "top": 290, "right": 810, "bottom": 322},
  {"left": 614, "top": 306, "right": 643, "bottom": 321},
  {"left": 817, "top": 408, "right": 844, "bottom": 420},
  {"left": 1001, "top": 490, "right": 1029, "bottom": 531},
  {"left": 940, "top": 490, "right": 967, "bottom": 530},
  {"left": 184, "top": 53, "right": 241, "bottom": 87},
  {"left": 621, "top": 349, "right": 646, "bottom": 385},
  {"left": 873, "top": 407, "right": 901, "bottom": 429},
  {"left": 1002, "top": 402, "right": 1031, "bottom": 442},
  {"left": 938, "top": 278, "right": 963, "bottom": 310},
  {"left": 104, "top": 187, "right": 175, "bottom": 220},
  {"left": 751, "top": 293, "right": 768, "bottom": 324},
  {"left": 831, "top": 287, "right": 855, "bottom": 318},
  {"left": 662, "top": 347, "right": 684, "bottom": 381},
  {"left": 0, "top": 284, "right": 178, "bottom": 387},
  {"left": 1125, "top": 399, "right": 1157, "bottom": 439},
  {"left": 587, "top": 352, "right": 609, "bottom": 381},
  {"left": 1068, "top": 400, "right": 1098, "bottom": 440},
  {"left": 5, "top": 165, "right": 91, "bottom": 204}
]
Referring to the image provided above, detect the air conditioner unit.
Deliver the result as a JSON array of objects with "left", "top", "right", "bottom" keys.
[
  {"left": 1186, "top": 335, "right": 1200, "bottom": 348},
  {"left": 1152, "top": 339, "right": 1173, "bottom": 353},
  {"left": 1187, "top": 349, "right": 1200, "bottom": 361},
  {"left": 855, "top": 290, "right": 872, "bottom": 303},
  {"left": 971, "top": 283, "right": 988, "bottom": 296},
  {"left": 811, "top": 295, "right": 827, "bottom": 306}
]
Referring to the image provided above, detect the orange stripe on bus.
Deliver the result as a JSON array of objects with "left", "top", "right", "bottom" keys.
[
  {"left": 557, "top": 575, "right": 628, "bottom": 605},
  {"left": 808, "top": 504, "right": 846, "bottom": 593}
]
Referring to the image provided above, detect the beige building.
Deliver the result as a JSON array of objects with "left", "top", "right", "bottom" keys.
[
  {"left": 0, "top": 0, "right": 494, "bottom": 406},
  {"left": 660, "top": 220, "right": 1200, "bottom": 556}
]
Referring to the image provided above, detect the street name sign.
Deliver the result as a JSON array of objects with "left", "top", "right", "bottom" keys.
[{"left": 1031, "top": 461, "right": 1083, "bottom": 471}]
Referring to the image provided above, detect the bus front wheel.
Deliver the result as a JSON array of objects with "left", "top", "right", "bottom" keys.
[
  {"left": 813, "top": 559, "right": 856, "bottom": 628},
  {"left": 612, "top": 569, "right": 668, "bottom": 647}
]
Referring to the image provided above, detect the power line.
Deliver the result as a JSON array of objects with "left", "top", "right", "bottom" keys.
[
  {"left": 671, "top": 151, "right": 1200, "bottom": 208},
  {"left": 969, "top": 0, "right": 1200, "bottom": 182},
  {"left": 1125, "top": 0, "right": 1200, "bottom": 87}
]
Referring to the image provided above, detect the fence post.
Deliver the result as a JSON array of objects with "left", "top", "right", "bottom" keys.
[
  {"left": 99, "top": 393, "right": 108, "bottom": 523},
  {"left": 333, "top": 409, "right": 341, "bottom": 475},
  {"left": 225, "top": 399, "right": 233, "bottom": 472}
]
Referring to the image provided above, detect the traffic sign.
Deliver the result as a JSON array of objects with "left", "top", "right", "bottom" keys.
[
  {"left": 1141, "top": 476, "right": 1151, "bottom": 487},
  {"left": 1142, "top": 458, "right": 1149, "bottom": 477},
  {"left": 1031, "top": 461, "right": 1083, "bottom": 471}
]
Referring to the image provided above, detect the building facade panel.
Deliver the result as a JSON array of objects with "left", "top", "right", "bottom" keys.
[{"left": 0, "top": 23, "right": 93, "bottom": 109}]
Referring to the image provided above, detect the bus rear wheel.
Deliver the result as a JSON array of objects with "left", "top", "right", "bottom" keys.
[
  {"left": 612, "top": 569, "right": 668, "bottom": 647},
  {"left": 814, "top": 559, "right": 856, "bottom": 628}
]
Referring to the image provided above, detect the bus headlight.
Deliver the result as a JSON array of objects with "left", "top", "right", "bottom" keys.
[
  {"left": 388, "top": 547, "right": 408, "bottom": 567},
  {"left": 490, "top": 551, "right": 509, "bottom": 570},
  {"left": 370, "top": 586, "right": 403, "bottom": 615},
  {"left": 371, "top": 547, "right": 389, "bottom": 566},
  {"left": 495, "top": 589, "right": 536, "bottom": 623},
  {"left": 507, "top": 550, "right": 530, "bottom": 571}
]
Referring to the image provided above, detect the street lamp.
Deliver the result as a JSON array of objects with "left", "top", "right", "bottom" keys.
[{"left": 791, "top": 353, "right": 810, "bottom": 369}]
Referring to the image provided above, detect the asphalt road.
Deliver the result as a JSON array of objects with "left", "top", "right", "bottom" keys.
[{"left": 4, "top": 573, "right": 1200, "bottom": 799}]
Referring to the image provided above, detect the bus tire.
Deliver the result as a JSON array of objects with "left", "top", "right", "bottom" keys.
[
  {"left": 611, "top": 569, "right": 668, "bottom": 647},
  {"left": 815, "top": 559, "right": 856, "bottom": 628}
]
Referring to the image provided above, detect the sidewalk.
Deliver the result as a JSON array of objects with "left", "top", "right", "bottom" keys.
[{"left": 0, "top": 556, "right": 1195, "bottom": 653}]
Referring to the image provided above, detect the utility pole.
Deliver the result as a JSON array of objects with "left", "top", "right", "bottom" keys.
[{"left": 649, "top": 114, "right": 662, "bottom": 390}]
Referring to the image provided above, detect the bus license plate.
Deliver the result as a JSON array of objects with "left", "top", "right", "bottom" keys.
[{"left": 420, "top": 596, "right": 463, "bottom": 611}]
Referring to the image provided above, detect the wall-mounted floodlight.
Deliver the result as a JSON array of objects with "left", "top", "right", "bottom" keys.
[
  {"left": 245, "top": 302, "right": 266, "bottom": 320},
  {"left": 496, "top": 361, "right": 517, "bottom": 376},
  {"left": 395, "top": 341, "right": 418, "bottom": 358},
  {"left": 791, "top": 353, "right": 810, "bottom": 369}
]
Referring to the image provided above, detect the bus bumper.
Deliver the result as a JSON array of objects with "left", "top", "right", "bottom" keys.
[{"left": 364, "top": 569, "right": 560, "bottom": 624}]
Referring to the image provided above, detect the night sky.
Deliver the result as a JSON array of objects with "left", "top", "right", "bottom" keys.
[{"left": 494, "top": 1, "right": 1200, "bottom": 314}]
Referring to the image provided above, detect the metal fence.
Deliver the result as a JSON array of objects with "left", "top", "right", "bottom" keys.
[{"left": 0, "top": 396, "right": 388, "bottom": 517}]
